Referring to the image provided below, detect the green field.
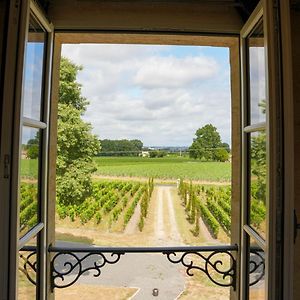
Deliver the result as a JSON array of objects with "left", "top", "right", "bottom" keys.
[
  {"left": 20, "top": 156, "right": 231, "bottom": 182},
  {"left": 20, "top": 159, "right": 38, "bottom": 179},
  {"left": 94, "top": 156, "right": 231, "bottom": 182}
]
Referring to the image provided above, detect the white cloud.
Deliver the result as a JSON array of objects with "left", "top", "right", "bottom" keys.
[
  {"left": 62, "top": 44, "right": 231, "bottom": 146},
  {"left": 133, "top": 56, "right": 218, "bottom": 88}
]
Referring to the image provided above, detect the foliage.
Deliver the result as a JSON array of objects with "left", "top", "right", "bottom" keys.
[
  {"left": 99, "top": 139, "right": 143, "bottom": 156},
  {"left": 251, "top": 132, "right": 266, "bottom": 202},
  {"left": 123, "top": 187, "right": 145, "bottom": 228},
  {"left": 191, "top": 209, "right": 200, "bottom": 237},
  {"left": 20, "top": 183, "right": 38, "bottom": 232},
  {"left": 199, "top": 202, "right": 220, "bottom": 238},
  {"left": 138, "top": 216, "right": 144, "bottom": 232},
  {"left": 189, "top": 124, "right": 229, "bottom": 161},
  {"left": 56, "top": 57, "right": 101, "bottom": 206},
  {"left": 213, "top": 148, "right": 229, "bottom": 162},
  {"left": 22, "top": 132, "right": 40, "bottom": 159},
  {"left": 55, "top": 179, "right": 154, "bottom": 232},
  {"left": 149, "top": 150, "right": 167, "bottom": 158},
  {"left": 59, "top": 57, "right": 88, "bottom": 111},
  {"left": 206, "top": 197, "right": 231, "bottom": 233}
]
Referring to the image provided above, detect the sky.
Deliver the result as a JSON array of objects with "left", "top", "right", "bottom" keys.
[{"left": 61, "top": 44, "right": 232, "bottom": 147}]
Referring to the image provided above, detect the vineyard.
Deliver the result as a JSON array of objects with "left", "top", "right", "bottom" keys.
[
  {"left": 20, "top": 176, "right": 265, "bottom": 243},
  {"left": 56, "top": 178, "right": 154, "bottom": 232},
  {"left": 178, "top": 180, "right": 266, "bottom": 239},
  {"left": 20, "top": 183, "right": 38, "bottom": 236},
  {"left": 20, "top": 179, "right": 154, "bottom": 235}
]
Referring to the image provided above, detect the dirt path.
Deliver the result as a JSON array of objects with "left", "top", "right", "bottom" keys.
[
  {"left": 154, "top": 185, "right": 183, "bottom": 245},
  {"left": 165, "top": 186, "right": 182, "bottom": 244},
  {"left": 124, "top": 203, "right": 141, "bottom": 234},
  {"left": 155, "top": 187, "right": 166, "bottom": 243},
  {"left": 199, "top": 217, "right": 219, "bottom": 245}
]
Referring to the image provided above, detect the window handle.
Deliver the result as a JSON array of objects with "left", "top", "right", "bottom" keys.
[{"left": 3, "top": 154, "right": 10, "bottom": 179}]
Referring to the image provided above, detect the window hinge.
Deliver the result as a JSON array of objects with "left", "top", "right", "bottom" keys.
[
  {"left": 3, "top": 154, "right": 10, "bottom": 179},
  {"left": 294, "top": 210, "right": 300, "bottom": 243}
]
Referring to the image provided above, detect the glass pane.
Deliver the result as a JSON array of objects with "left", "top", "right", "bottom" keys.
[
  {"left": 22, "top": 15, "right": 46, "bottom": 120},
  {"left": 249, "top": 237, "right": 265, "bottom": 299},
  {"left": 249, "top": 131, "right": 266, "bottom": 239},
  {"left": 20, "top": 127, "right": 40, "bottom": 237},
  {"left": 18, "top": 238, "right": 37, "bottom": 300},
  {"left": 247, "top": 20, "right": 266, "bottom": 124}
]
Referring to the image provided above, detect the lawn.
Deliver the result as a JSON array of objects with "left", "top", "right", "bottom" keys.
[
  {"left": 20, "top": 159, "right": 38, "bottom": 179},
  {"left": 20, "top": 156, "right": 231, "bottom": 182},
  {"left": 94, "top": 156, "right": 231, "bottom": 182}
]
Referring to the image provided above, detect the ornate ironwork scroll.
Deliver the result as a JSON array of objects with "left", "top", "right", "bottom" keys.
[
  {"left": 19, "top": 247, "right": 37, "bottom": 285},
  {"left": 20, "top": 245, "right": 239, "bottom": 290},
  {"left": 51, "top": 251, "right": 124, "bottom": 289},
  {"left": 249, "top": 248, "right": 265, "bottom": 286},
  {"left": 163, "top": 250, "right": 236, "bottom": 290}
]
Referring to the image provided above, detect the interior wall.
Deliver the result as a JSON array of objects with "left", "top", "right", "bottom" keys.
[{"left": 292, "top": 7, "right": 300, "bottom": 299}]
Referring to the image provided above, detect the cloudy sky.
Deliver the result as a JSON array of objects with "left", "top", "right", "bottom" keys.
[{"left": 61, "top": 44, "right": 231, "bottom": 147}]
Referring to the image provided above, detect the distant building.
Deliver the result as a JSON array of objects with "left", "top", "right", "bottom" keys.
[
  {"left": 21, "top": 149, "right": 28, "bottom": 159},
  {"left": 140, "top": 151, "right": 150, "bottom": 157}
]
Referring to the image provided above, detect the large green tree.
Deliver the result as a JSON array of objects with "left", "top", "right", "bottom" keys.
[
  {"left": 189, "top": 124, "right": 229, "bottom": 161},
  {"left": 56, "top": 57, "right": 101, "bottom": 206}
]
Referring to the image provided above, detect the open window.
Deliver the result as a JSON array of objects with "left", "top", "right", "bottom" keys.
[{"left": 0, "top": 0, "right": 287, "bottom": 299}]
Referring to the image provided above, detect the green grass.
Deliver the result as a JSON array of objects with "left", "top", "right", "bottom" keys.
[
  {"left": 94, "top": 156, "right": 231, "bottom": 182},
  {"left": 20, "top": 156, "right": 231, "bottom": 182},
  {"left": 20, "top": 159, "right": 38, "bottom": 179}
]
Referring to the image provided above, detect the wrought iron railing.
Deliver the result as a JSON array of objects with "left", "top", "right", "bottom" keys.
[{"left": 19, "top": 244, "right": 264, "bottom": 292}]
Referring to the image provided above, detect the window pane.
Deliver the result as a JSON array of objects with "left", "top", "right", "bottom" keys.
[
  {"left": 20, "top": 127, "right": 40, "bottom": 237},
  {"left": 249, "top": 237, "right": 265, "bottom": 299},
  {"left": 249, "top": 131, "right": 266, "bottom": 239},
  {"left": 247, "top": 20, "right": 266, "bottom": 124},
  {"left": 18, "top": 239, "right": 37, "bottom": 300},
  {"left": 22, "top": 15, "right": 46, "bottom": 120}
]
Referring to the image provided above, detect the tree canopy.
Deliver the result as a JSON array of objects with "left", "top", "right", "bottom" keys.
[
  {"left": 189, "top": 124, "right": 229, "bottom": 162},
  {"left": 56, "top": 57, "right": 101, "bottom": 206}
]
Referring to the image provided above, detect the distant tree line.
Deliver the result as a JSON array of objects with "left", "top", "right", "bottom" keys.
[{"left": 98, "top": 139, "right": 143, "bottom": 156}]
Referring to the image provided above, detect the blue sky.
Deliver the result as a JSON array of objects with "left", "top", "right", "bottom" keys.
[{"left": 62, "top": 44, "right": 232, "bottom": 147}]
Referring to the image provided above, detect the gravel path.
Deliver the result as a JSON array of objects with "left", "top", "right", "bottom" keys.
[
  {"left": 155, "top": 187, "right": 166, "bottom": 243},
  {"left": 165, "top": 187, "right": 182, "bottom": 245},
  {"left": 124, "top": 203, "right": 141, "bottom": 234}
]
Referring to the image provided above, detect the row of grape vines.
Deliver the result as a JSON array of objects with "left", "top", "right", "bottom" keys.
[
  {"left": 56, "top": 179, "right": 154, "bottom": 231},
  {"left": 20, "top": 179, "right": 154, "bottom": 233},
  {"left": 178, "top": 180, "right": 266, "bottom": 239},
  {"left": 20, "top": 183, "right": 38, "bottom": 234}
]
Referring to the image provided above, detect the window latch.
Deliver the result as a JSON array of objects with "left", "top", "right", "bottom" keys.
[
  {"left": 3, "top": 154, "right": 10, "bottom": 179},
  {"left": 294, "top": 210, "right": 300, "bottom": 243}
]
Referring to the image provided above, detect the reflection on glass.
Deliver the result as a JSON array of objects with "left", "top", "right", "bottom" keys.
[
  {"left": 249, "top": 131, "right": 266, "bottom": 239},
  {"left": 22, "top": 15, "right": 46, "bottom": 120},
  {"left": 248, "top": 20, "right": 266, "bottom": 124},
  {"left": 20, "top": 127, "right": 40, "bottom": 237},
  {"left": 249, "top": 237, "right": 265, "bottom": 299},
  {"left": 18, "top": 239, "right": 37, "bottom": 299}
]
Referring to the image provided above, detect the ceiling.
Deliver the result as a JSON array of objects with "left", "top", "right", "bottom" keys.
[{"left": 36, "top": 0, "right": 259, "bottom": 22}]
